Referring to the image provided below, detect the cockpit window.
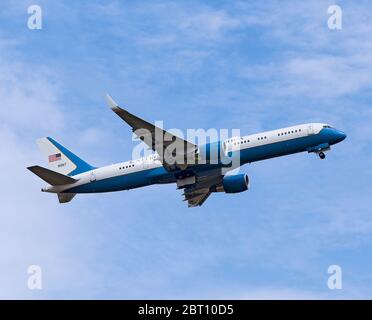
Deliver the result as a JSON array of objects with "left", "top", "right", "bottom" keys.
[{"left": 323, "top": 125, "right": 332, "bottom": 128}]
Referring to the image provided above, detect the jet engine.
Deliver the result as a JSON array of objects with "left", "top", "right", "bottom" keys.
[
  {"left": 222, "top": 174, "right": 249, "bottom": 193},
  {"left": 212, "top": 174, "right": 249, "bottom": 193}
]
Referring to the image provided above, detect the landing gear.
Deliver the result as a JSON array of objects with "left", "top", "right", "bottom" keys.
[{"left": 308, "top": 145, "right": 330, "bottom": 160}]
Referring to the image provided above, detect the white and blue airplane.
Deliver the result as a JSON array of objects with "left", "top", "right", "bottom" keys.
[{"left": 28, "top": 95, "right": 346, "bottom": 207}]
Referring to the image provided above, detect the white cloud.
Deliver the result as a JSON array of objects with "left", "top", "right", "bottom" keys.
[
  {"left": 178, "top": 10, "right": 241, "bottom": 39},
  {"left": 0, "top": 35, "right": 97, "bottom": 298},
  {"left": 246, "top": 2, "right": 372, "bottom": 99}
]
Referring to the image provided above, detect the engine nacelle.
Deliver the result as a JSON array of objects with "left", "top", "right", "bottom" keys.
[{"left": 222, "top": 174, "right": 249, "bottom": 193}]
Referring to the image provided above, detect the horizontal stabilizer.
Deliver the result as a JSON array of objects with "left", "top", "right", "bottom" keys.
[{"left": 27, "top": 165, "right": 78, "bottom": 186}]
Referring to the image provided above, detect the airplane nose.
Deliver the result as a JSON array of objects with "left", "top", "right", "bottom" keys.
[{"left": 334, "top": 129, "right": 347, "bottom": 142}]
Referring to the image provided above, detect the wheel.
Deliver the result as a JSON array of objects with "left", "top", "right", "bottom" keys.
[{"left": 319, "top": 152, "right": 326, "bottom": 159}]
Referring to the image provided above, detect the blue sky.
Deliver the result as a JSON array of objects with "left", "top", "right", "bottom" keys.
[{"left": 1, "top": 0, "right": 372, "bottom": 299}]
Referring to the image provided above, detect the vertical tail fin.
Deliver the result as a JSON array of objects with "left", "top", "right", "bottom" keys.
[{"left": 36, "top": 137, "right": 95, "bottom": 176}]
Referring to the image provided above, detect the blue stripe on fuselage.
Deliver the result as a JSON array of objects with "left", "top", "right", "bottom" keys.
[{"left": 67, "top": 166, "right": 173, "bottom": 193}]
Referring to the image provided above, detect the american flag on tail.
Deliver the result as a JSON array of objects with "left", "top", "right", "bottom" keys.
[{"left": 48, "top": 153, "right": 61, "bottom": 162}]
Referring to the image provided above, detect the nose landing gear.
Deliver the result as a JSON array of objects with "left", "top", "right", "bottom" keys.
[{"left": 307, "top": 143, "right": 330, "bottom": 160}]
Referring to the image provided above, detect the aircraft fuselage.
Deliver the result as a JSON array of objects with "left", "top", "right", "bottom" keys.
[{"left": 43, "top": 123, "right": 346, "bottom": 195}]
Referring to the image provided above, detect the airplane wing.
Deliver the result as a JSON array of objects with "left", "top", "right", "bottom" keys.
[
  {"left": 106, "top": 94, "right": 197, "bottom": 171},
  {"left": 182, "top": 171, "right": 223, "bottom": 207}
]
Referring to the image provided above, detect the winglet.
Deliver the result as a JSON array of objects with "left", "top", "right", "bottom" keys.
[{"left": 105, "top": 94, "right": 120, "bottom": 111}]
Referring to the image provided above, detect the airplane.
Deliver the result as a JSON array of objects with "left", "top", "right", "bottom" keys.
[{"left": 27, "top": 95, "right": 347, "bottom": 207}]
